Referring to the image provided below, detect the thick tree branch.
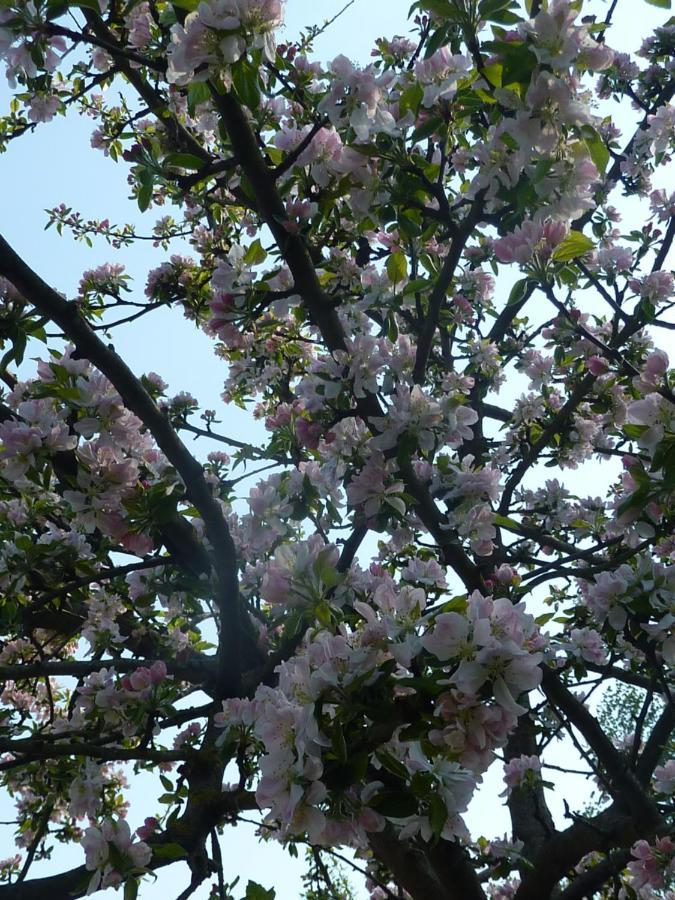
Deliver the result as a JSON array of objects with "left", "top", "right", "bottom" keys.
[
  {"left": 636, "top": 703, "right": 675, "bottom": 785},
  {"left": 505, "top": 710, "right": 555, "bottom": 862},
  {"left": 369, "top": 830, "right": 486, "bottom": 900},
  {"left": 558, "top": 849, "right": 631, "bottom": 900},
  {"left": 514, "top": 801, "right": 655, "bottom": 900},
  {"left": 0, "top": 738, "right": 190, "bottom": 767},
  {"left": 541, "top": 668, "right": 661, "bottom": 827}
]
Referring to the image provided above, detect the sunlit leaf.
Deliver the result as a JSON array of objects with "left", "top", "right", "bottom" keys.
[{"left": 552, "top": 230, "right": 595, "bottom": 262}]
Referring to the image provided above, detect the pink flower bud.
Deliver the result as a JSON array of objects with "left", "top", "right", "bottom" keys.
[
  {"left": 644, "top": 349, "right": 669, "bottom": 378},
  {"left": 587, "top": 355, "right": 609, "bottom": 376},
  {"left": 136, "top": 817, "right": 158, "bottom": 840},
  {"left": 150, "top": 660, "right": 168, "bottom": 684},
  {"left": 295, "top": 417, "right": 322, "bottom": 449},
  {"left": 121, "top": 532, "right": 154, "bottom": 555},
  {"left": 129, "top": 667, "right": 152, "bottom": 691},
  {"left": 495, "top": 564, "right": 516, "bottom": 584}
]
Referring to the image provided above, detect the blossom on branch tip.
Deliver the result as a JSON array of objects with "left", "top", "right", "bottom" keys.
[
  {"left": 501, "top": 754, "right": 542, "bottom": 797},
  {"left": 81, "top": 818, "right": 152, "bottom": 894}
]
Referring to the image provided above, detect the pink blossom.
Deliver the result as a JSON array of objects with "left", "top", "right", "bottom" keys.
[
  {"left": 502, "top": 754, "right": 541, "bottom": 796},
  {"left": 633, "top": 349, "right": 670, "bottom": 394},
  {"left": 628, "top": 837, "right": 675, "bottom": 892},
  {"left": 422, "top": 612, "right": 469, "bottom": 661},
  {"left": 136, "top": 817, "right": 158, "bottom": 841},
  {"left": 120, "top": 531, "right": 154, "bottom": 556},
  {"left": 568, "top": 627, "right": 607, "bottom": 665},
  {"left": 414, "top": 47, "right": 471, "bottom": 107},
  {"left": 128, "top": 667, "right": 153, "bottom": 692},
  {"left": 587, "top": 355, "right": 609, "bottom": 376},
  {"left": 261, "top": 560, "right": 291, "bottom": 605},
  {"left": 347, "top": 451, "right": 406, "bottom": 519},
  {"left": 150, "top": 660, "right": 168, "bottom": 683},
  {"left": 494, "top": 565, "right": 518, "bottom": 585},
  {"left": 28, "top": 94, "right": 60, "bottom": 123},
  {"left": 494, "top": 220, "right": 567, "bottom": 266},
  {"left": 126, "top": 2, "right": 153, "bottom": 48},
  {"left": 295, "top": 417, "right": 322, "bottom": 450},
  {"left": 81, "top": 818, "right": 152, "bottom": 894},
  {"left": 654, "top": 759, "right": 675, "bottom": 794}
]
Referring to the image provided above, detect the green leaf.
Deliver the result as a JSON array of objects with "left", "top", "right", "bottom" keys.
[
  {"left": 232, "top": 58, "right": 261, "bottom": 110},
  {"left": 474, "top": 86, "right": 498, "bottom": 104},
  {"left": 623, "top": 423, "right": 648, "bottom": 440},
  {"left": 243, "top": 239, "right": 267, "bottom": 266},
  {"left": 580, "top": 125, "right": 610, "bottom": 174},
  {"left": 483, "top": 62, "right": 503, "bottom": 88},
  {"left": 418, "top": 0, "right": 459, "bottom": 18},
  {"left": 493, "top": 514, "right": 520, "bottom": 530},
  {"left": 373, "top": 791, "right": 419, "bottom": 819},
  {"left": 187, "top": 81, "right": 211, "bottom": 116},
  {"left": 137, "top": 182, "right": 153, "bottom": 212},
  {"left": 152, "top": 843, "right": 186, "bottom": 861},
  {"left": 376, "top": 751, "right": 409, "bottom": 780},
  {"left": 314, "top": 548, "right": 342, "bottom": 588},
  {"left": 479, "top": 0, "right": 519, "bottom": 22},
  {"left": 386, "top": 251, "right": 408, "bottom": 285},
  {"left": 402, "top": 277, "right": 431, "bottom": 296},
  {"left": 531, "top": 158, "right": 553, "bottom": 184},
  {"left": 399, "top": 212, "right": 422, "bottom": 238},
  {"left": 411, "top": 115, "right": 444, "bottom": 142},
  {"left": 552, "top": 230, "right": 595, "bottom": 262},
  {"left": 439, "top": 595, "right": 468, "bottom": 614},
  {"left": 46, "top": 0, "right": 70, "bottom": 17},
  {"left": 244, "top": 882, "right": 276, "bottom": 900},
  {"left": 314, "top": 601, "right": 333, "bottom": 627},
  {"left": 399, "top": 83, "right": 424, "bottom": 117},
  {"left": 331, "top": 725, "right": 348, "bottom": 763},
  {"left": 507, "top": 277, "right": 530, "bottom": 306},
  {"left": 386, "top": 312, "right": 399, "bottom": 342},
  {"left": 425, "top": 22, "right": 454, "bottom": 56},
  {"left": 644, "top": 0, "right": 670, "bottom": 8},
  {"left": 428, "top": 793, "right": 448, "bottom": 838},
  {"left": 164, "top": 152, "right": 205, "bottom": 170},
  {"left": 172, "top": 0, "right": 200, "bottom": 9},
  {"left": 499, "top": 43, "right": 538, "bottom": 86}
]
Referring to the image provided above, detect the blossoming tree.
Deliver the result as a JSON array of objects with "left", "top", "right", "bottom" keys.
[{"left": 0, "top": 0, "right": 673, "bottom": 897}]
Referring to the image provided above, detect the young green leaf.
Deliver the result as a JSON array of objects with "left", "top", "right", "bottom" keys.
[
  {"left": 386, "top": 251, "right": 408, "bottom": 285},
  {"left": 552, "top": 231, "right": 595, "bottom": 262}
]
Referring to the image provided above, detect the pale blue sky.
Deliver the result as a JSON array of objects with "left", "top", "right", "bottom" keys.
[{"left": 0, "top": 1, "right": 672, "bottom": 897}]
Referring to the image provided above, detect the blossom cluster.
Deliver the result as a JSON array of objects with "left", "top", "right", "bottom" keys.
[
  {"left": 167, "top": 0, "right": 285, "bottom": 85},
  {"left": 81, "top": 818, "right": 152, "bottom": 894}
]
